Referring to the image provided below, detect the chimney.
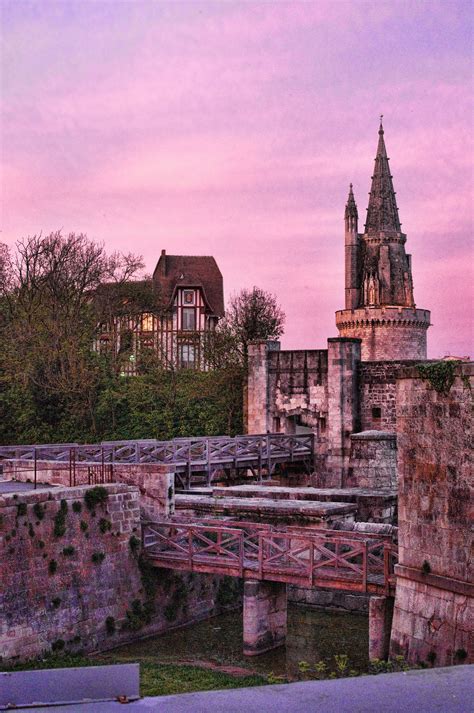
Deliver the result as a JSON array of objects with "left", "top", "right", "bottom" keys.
[{"left": 160, "top": 249, "right": 166, "bottom": 276}]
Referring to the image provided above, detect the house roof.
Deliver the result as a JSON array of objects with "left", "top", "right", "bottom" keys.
[{"left": 152, "top": 252, "right": 225, "bottom": 317}]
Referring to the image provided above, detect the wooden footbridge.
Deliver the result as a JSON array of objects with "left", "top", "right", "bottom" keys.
[
  {"left": 142, "top": 519, "right": 397, "bottom": 595},
  {"left": 0, "top": 434, "right": 315, "bottom": 489}
]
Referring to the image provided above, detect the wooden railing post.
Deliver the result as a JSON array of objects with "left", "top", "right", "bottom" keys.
[
  {"left": 384, "top": 543, "right": 391, "bottom": 595},
  {"left": 33, "top": 447, "right": 37, "bottom": 490},
  {"left": 266, "top": 434, "right": 271, "bottom": 479},
  {"left": 206, "top": 439, "right": 211, "bottom": 487},
  {"left": 239, "top": 531, "right": 244, "bottom": 578},
  {"left": 362, "top": 541, "right": 368, "bottom": 592},
  {"left": 258, "top": 533, "right": 264, "bottom": 579},
  {"left": 308, "top": 537, "right": 314, "bottom": 586},
  {"left": 188, "top": 527, "right": 194, "bottom": 570}
]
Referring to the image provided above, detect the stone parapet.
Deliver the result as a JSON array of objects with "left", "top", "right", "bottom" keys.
[{"left": 335, "top": 307, "right": 430, "bottom": 361}]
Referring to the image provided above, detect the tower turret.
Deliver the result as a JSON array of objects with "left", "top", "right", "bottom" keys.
[
  {"left": 344, "top": 184, "right": 360, "bottom": 309},
  {"left": 336, "top": 119, "right": 430, "bottom": 360}
]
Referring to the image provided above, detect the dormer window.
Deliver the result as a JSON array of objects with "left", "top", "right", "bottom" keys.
[{"left": 183, "top": 290, "right": 195, "bottom": 305}]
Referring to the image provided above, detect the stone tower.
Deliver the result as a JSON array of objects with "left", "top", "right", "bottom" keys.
[{"left": 335, "top": 120, "right": 430, "bottom": 360}]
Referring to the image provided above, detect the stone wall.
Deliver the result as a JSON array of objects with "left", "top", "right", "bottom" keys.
[
  {"left": 347, "top": 432, "right": 397, "bottom": 489},
  {"left": 0, "top": 484, "right": 237, "bottom": 663},
  {"left": 2, "top": 461, "right": 175, "bottom": 520},
  {"left": 358, "top": 361, "right": 419, "bottom": 432},
  {"left": 390, "top": 363, "right": 473, "bottom": 666},
  {"left": 326, "top": 338, "right": 361, "bottom": 487},
  {"left": 268, "top": 349, "right": 328, "bottom": 442},
  {"left": 246, "top": 338, "right": 362, "bottom": 486}
]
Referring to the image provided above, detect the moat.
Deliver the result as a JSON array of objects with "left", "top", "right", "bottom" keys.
[{"left": 105, "top": 606, "right": 369, "bottom": 679}]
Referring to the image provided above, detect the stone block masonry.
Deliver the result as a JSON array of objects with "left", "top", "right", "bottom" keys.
[
  {"left": 390, "top": 363, "right": 474, "bottom": 666},
  {"left": 2, "top": 462, "right": 175, "bottom": 520},
  {"left": 347, "top": 431, "right": 397, "bottom": 489},
  {"left": 358, "top": 360, "right": 420, "bottom": 432},
  {"left": 0, "top": 484, "right": 236, "bottom": 662},
  {"left": 243, "top": 580, "right": 287, "bottom": 656}
]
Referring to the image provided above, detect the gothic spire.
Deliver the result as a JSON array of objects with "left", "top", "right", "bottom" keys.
[
  {"left": 365, "top": 118, "right": 401, "bottom": 235},
  {"left": 345, "top": 183, "right": 358, "bottom": 220}
]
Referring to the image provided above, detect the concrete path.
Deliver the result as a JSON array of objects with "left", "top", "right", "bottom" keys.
[
  {"left": 0, "top": 481, "right": 52, "bottom": 494},
  {"left": 27, "top": 665, "right": 473, "bottom": 713}
]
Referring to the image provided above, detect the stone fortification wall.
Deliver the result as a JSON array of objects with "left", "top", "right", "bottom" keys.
[
  {"left": 358, "top": 360, "right": 419, "bottom": 432},
  {"left": 0, "top": 484, "right": 235, "bottom": 662},
  {"left": 268, "top": 349, "right": 328, "bottom": 439},
  {"left": 390, "top": 363, "right": 473, "bottom": 666},
  {"left": 347, "top": 431, "right": 397, "bottom": 489},
  {"left": 247, "top": 338, "right": 361, "bottom": 487}
]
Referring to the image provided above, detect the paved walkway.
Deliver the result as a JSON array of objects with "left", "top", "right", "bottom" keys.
[
  {"left": 0, "top": 481, "right": 52, "bottom": 494},
  {"left": 28, "top": 665, "right": 473, "bottom": 713}
]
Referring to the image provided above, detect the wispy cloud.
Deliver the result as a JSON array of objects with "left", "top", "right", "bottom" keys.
[{"left": 1, "top": 0, "right": 472, "bottom": 356}]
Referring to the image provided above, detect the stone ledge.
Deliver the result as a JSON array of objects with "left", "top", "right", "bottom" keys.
[
  {"left": 395, "top": 564, "right": 474, "bottom": 598},
  {"left": 350, "top": 431, "right": 396, "bottom": 441},
  {"left": 0, "top": 482, "right": 139, "bottom": 506}
]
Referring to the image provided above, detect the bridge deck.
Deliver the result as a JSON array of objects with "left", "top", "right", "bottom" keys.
[
  {"left": 0, "top": 434, "right": 315, "bottom": 489},
  {"left": 143, "top": 519, "right": 397, "bottom": 595}
]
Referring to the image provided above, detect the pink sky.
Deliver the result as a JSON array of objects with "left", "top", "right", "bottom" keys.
[{"left": 1, "top": 1, "right": 473, "bottom": 357}]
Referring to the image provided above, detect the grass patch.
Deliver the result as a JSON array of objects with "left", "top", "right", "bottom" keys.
[{"left": 138, "top": 661, "right": 265, "bottom": 696}]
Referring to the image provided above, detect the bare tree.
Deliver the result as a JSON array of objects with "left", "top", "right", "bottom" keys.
[
  {"left": 224, "top": 286, "right": 285, "bottom": 360},
  {"left": 2, "top": 231, "right": 143, "bottom": 432}
]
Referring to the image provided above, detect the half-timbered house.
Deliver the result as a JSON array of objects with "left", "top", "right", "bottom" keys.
[{"left": 94, "top": 250, "right": 224, "bottom": 373}]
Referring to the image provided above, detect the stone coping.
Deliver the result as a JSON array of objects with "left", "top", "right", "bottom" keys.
[
  {"left": 176, "top": 493, "right": 357, "bottom": 518},
  {"left": 211, "top": 485, "right": 397, "bottom": 503},
  {"left": 0, "top": 482, "right": 139, "bottom": 507},
  {"left": 350, "top": 431, "right": 396, "bottom": 441}
]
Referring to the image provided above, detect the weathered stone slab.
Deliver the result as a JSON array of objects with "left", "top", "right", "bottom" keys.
[{"left": 176, "top": 493, "right": 357, "bottom": 525}]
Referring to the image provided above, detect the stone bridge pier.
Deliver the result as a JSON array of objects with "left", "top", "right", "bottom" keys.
[
  {"left": 369, "top": 596, "right": 395, "bottom": 660},
  {"left": 243, "top": 582, "right": 395, "bottom": 659},
  {"left": 243, "top": 580, "right": 287, "bottom": 656}
]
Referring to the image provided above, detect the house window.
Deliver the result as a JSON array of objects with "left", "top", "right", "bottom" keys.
[
  {"left": 119, "top": 330, "right": 133, "bottom": 354},
  {"left": 183, "top": 290, "right": 195, "bottom": 305},
  {"left": 182, "top": 307, "right": 196, "bottom": 331},
  {"left": 141, "top": 313, "right": 154, "bottom": 331},
  {"left": 273, "top": 417, "right": 281, "bottom": 433},
  {"left": 180, "top": 344, "right": 196, "bottom": 369},
  {"left": 99, "top": 337, "right": 111, "bottom": 353},
  {"left": 372, "top": 407, "right": 382, "bottom": 419},
  {"left": 319, "top": 417, "right": 327, "bottom": 433}
]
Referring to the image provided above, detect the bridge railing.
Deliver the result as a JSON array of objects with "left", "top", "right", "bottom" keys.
[
  {"left": 142, "top": 520, "right": 398, "bottom": 593},
  {"left": 0, "top": 433, "right": 314, "bottom": 466}
]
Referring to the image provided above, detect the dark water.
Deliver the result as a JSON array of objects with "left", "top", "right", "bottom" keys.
[{"left": 109, "top": 606, "right": 369, "bottom": 679}]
